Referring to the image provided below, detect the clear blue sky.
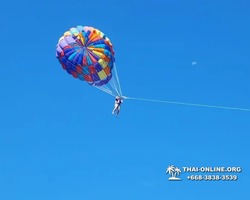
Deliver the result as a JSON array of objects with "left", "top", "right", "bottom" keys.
[{"left": 1, "top": 0, "right": 250, "bottom": 199}]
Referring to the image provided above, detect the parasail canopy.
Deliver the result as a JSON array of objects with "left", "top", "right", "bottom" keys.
[{"left": 56, "top": 26, "right": 122, "bottom": 97}]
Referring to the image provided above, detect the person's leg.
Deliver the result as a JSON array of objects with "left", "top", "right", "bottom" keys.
[
  {"left": 112, "top": 104, "right": 118, "bottom": 114},
  {"left": 116, "top": 106, "right": 120, "bottom": 117}
]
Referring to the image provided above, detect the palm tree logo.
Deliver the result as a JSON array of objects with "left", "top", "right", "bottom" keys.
[{"left": 166, "top": 165, "right": 182, "bottom": 181}]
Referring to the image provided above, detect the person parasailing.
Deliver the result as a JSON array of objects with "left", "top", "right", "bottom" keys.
[{"left": 112, "top": 96, "right": 123, "bottom": 117}]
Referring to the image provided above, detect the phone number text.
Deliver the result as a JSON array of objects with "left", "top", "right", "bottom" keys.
[{"left": 187, "top": 175, "right": 238, "bottom": 181}]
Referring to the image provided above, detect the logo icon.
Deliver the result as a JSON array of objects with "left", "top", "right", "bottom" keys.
[{"left": 166, "top": 165, "right": 182, "bottom": 181}]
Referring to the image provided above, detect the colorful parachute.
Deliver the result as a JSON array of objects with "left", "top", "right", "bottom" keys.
[{"left": 56, "top": 26, "right": 122, "bottom": 97}]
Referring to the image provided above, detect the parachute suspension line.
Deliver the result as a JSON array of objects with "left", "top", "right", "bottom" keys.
[
  {"left": 99, "top": 84, "right": 113, "bottom": 95},
  {"left": 108, "top": 77, "right": 120, "bottom": 96},
  {"left": 124, "top": 97, "right": 250, "bottom": 112},
  {"left": 93, "top": 85, "right": 115, "bottom": 97},
  {"left": 112, "top": 63, "right": 122, "bottom": 95},
  {"left": 103, "top": 84, "right": 114, "bottom": 94},
  {"left": 106, "top": 78, "right": 119, "bottom": 96},
  {"left": 93, "top": 85, "right": 116, "bottom": 97}
]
